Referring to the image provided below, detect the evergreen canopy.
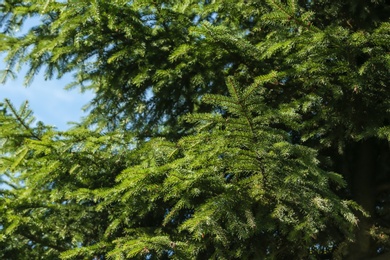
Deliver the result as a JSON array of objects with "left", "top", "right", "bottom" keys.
[{"left": 0, "top": 0, "right": 389, "bottom": 259}]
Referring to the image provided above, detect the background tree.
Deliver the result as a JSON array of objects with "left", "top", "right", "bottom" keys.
[{"left": 0, "top": 0, "right": 389, "bottom": 259}]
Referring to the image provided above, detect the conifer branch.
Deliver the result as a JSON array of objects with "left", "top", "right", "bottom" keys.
[
  {"left": 22, "top": 231, "right": 67, "bottom": 252},
  {"left": 227, "top": 78, "right": 255, "bottom": 138},
  {"left": 4, "top": 99, "right": 41, "bottom": 141},
  {"left": 267, "top": 0, "right": 320, "bottom": 32}
]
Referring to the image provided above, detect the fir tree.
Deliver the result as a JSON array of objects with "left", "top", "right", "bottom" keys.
[{"left": 1, "top": 0, "right": 389, "bottom": 259}]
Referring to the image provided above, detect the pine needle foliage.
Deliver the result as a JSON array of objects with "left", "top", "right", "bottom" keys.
[
  {"left": 91, "top": 78, "right": 360, "bottom": 259},
  {"left": 0, "top": 100, "right": 139, "bottom": 259},
  {"left": 0, "top": 0, "right": 389, "bottom": 259}
]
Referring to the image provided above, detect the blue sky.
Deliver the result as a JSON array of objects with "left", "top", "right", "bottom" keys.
[
  {"left": 0, "top": 16, "right": 94, "bottom": 131},
  {"left": 0, "top": 65, "right": 94, "bottom": 130}
]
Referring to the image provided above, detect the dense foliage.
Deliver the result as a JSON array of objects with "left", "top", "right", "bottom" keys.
[{"left": 0, "top": 0, "right": 389, "bottom": 259}]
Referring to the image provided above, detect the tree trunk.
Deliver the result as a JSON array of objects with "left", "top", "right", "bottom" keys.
[{"left": 346, "top": 139, "right": 377, "bottom": 260}]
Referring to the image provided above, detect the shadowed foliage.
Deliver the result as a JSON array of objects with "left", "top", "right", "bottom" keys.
[{"left": 0, "top": 0, "right": 389, "bottom": 259}]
